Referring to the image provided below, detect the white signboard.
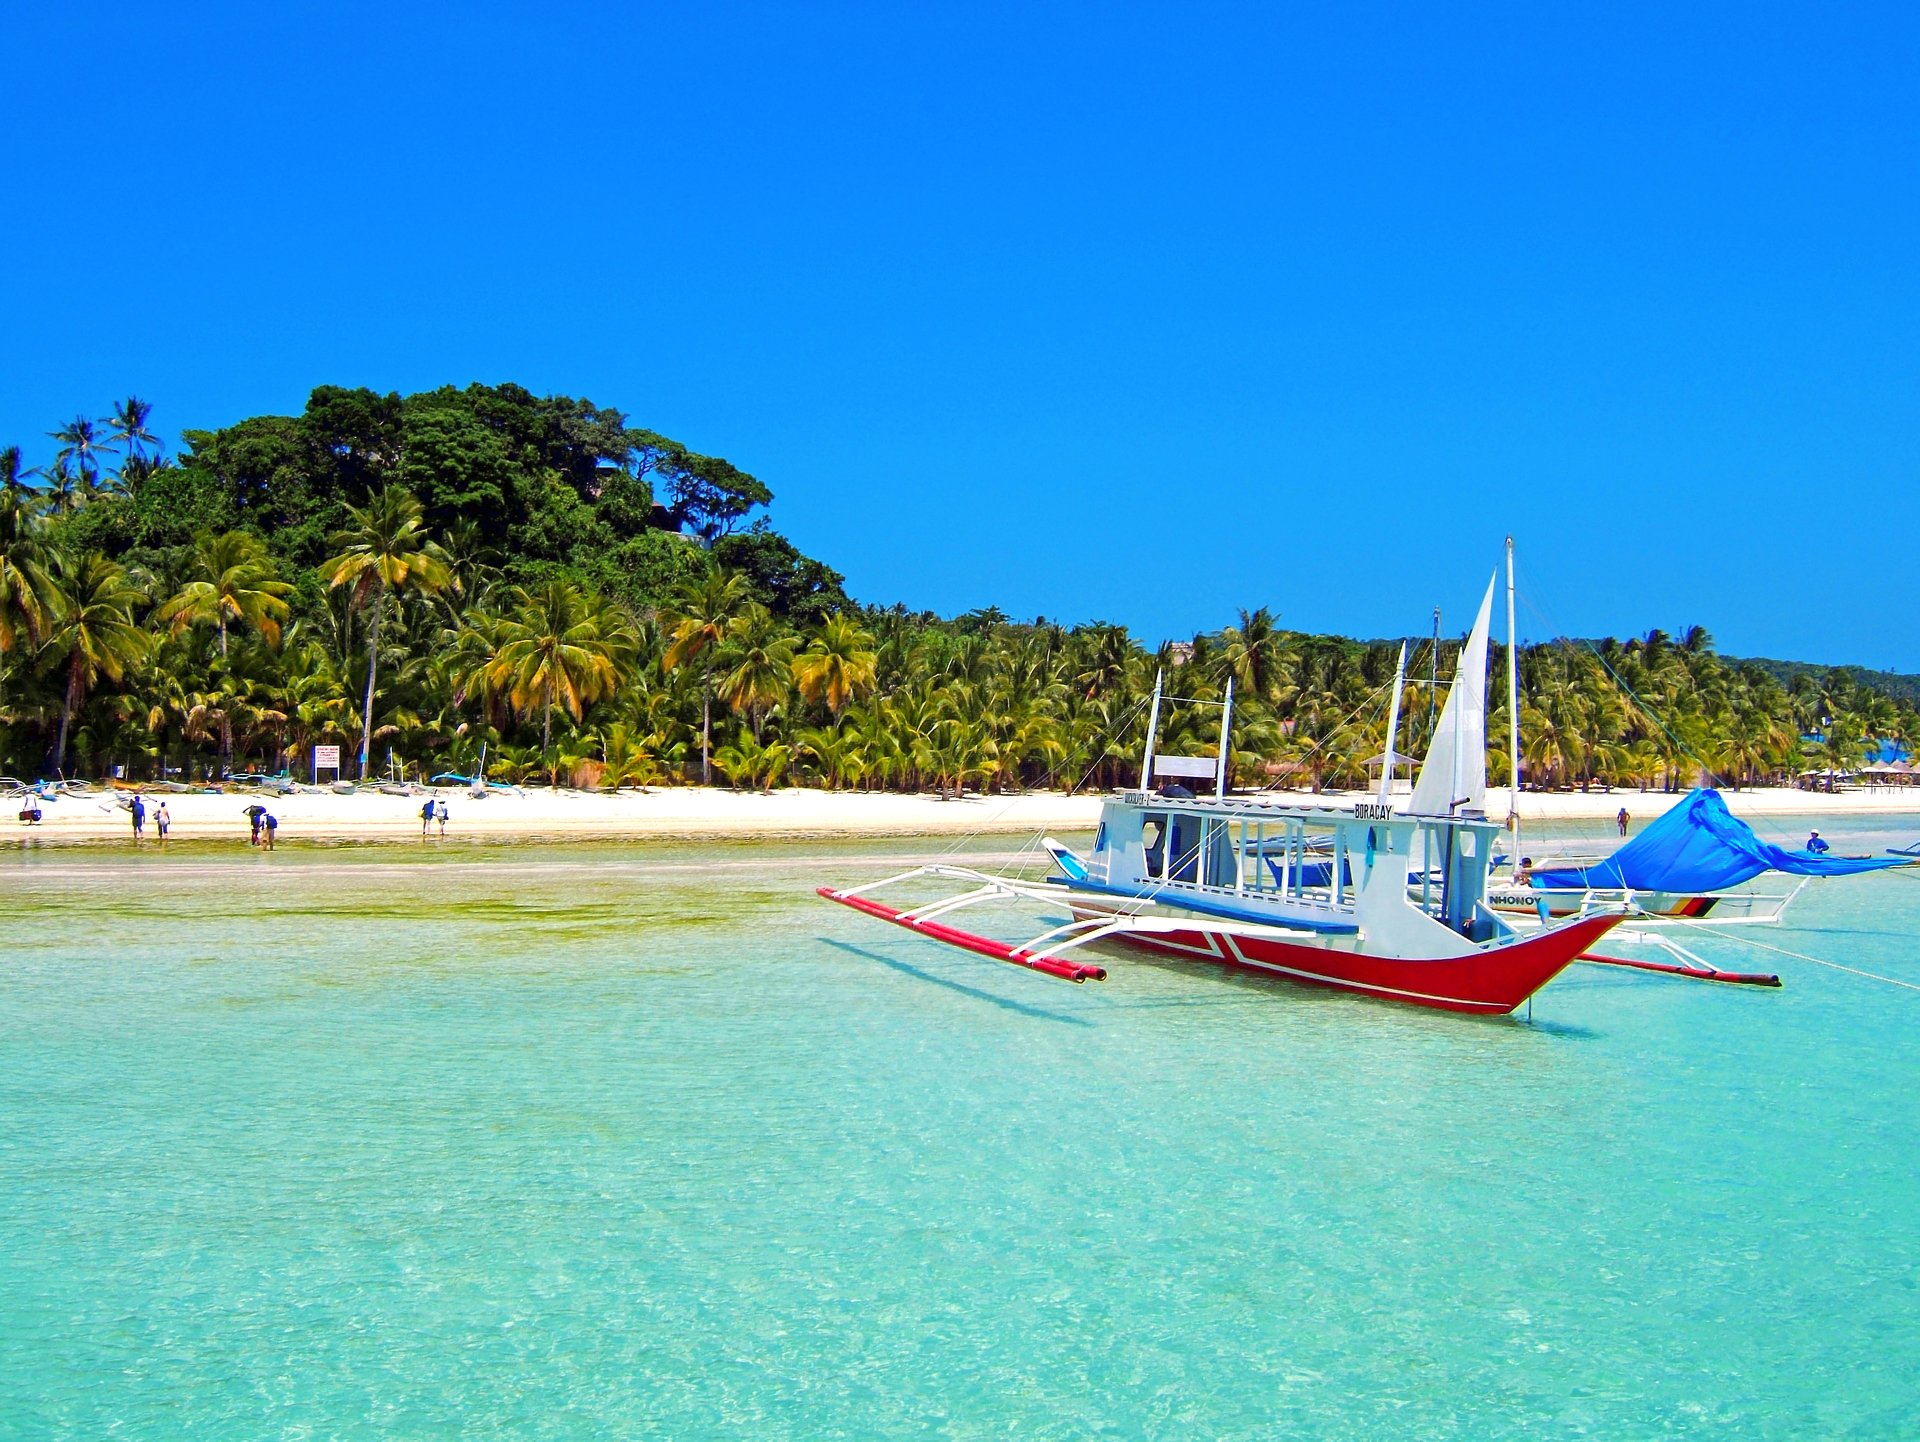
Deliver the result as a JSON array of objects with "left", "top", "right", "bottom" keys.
[
  {"left": 1153, "top": 755, "right": 1217, "bottom": 779},
  {"left": 313, "top": 745, "right": 341, "bottom": 769}
]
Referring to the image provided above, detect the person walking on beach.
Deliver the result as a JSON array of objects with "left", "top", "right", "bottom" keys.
[
  {"left": 154, "top": 801, "right": 170, "bottom": 843},
  {"left": 421, "top": 797, "right": 435, "bottom": 839},
  {"left": 435, "top": 797, "right": 449, "bottom": 838},
  {"left": 261, "top": 812, "right": 278, "bottom": 851},
  {"left": 1616, "top": 807, "right": 1630, "bottom": 836},
  {"left": 130, "top": 793, "right": 146, "bottom": 842}
]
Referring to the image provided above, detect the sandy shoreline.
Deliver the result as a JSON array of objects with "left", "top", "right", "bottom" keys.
[{"left": 8, "top": 782, "right": 1920, "bottom": 848}]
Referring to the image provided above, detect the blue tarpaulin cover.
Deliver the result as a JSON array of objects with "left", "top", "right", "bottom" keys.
[{"left": 1532, "top": 788, "right": 1906, "bottom": 892}]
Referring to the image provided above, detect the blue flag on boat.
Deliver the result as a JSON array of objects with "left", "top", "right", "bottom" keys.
[{"left": 1531, "top": 789, "right": 1906, "bottom": 892}]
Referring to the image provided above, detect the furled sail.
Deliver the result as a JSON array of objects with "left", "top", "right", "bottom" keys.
[{"left": 1408, "top": 577, "right": 1496, "bottom": 817}]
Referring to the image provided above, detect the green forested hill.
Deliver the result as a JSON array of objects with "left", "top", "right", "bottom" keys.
[
  {"left": 2, "top": 384, "right": 1913, "bottom": 791},
  {"left": 1724, "top": 657, "right": 1920, "bottom": 709}
]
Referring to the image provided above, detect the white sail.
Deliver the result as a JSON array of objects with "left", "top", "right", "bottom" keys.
[{"left": 1408, "top": 576, "right": 1496, "bottom": 816}]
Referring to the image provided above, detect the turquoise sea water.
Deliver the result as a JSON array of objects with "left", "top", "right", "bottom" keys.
[{"left": 4, "top": 815, "right": 1919, "bottom": 1439}]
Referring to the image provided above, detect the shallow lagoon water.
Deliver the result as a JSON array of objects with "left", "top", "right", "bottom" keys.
[{"left": 4, "top": 816, "right": 1919, "bottom": 1439}]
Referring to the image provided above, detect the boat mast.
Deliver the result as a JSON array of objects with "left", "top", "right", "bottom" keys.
[
  {"left": 1140, "top": 669, "right": 1164, "bottom": 790},
  {"left": 1380, "top": 642, "right": 1407, "bottom": 803},
  {"left": 1506, "top": 536, "right": 1521, "bottom": 860},
  {"left": 1215, "top": 676, "right": 1234, "bottom": 801},
  {"left": 1428, "top": 606, "right": 1440, "bottom": 742}
]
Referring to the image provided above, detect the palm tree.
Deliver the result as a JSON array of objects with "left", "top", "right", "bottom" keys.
[
  {"left": 155, "top": 532, "right": 295, "bottom": 773},
  {"left": 484, "top": 581, "right": 629, "bottom": 770},
  {"left": 662, "top": 570, "right": 748, "bottom": 784},
  {"left": 40, "top": 460, "right": 82, "bottom": 516},
  {"left": 48, "top": 417, "right": 117, "bottom": 494},
  {"left": 156, "top": 532, "right": 294, "bottom": 657},
  {"left": 596, "top": 721, "right": 660, "bottom": 789},
  {"left": 793, "top": 614, "right": 878, "bottom": 714},
  {"left": 1215, "top": 606, "right": 1298, "bottom": 707},
  {"left": 713, "top": 727, "right": 793, "bottom": 792},
  {"left": 107, "top": 397, "right": 160, "bottom": 466},
  {"left": 0, "top": 476, "right": 56, "bottom": 656},
  {"left": 323, "top": 486, "right": 451, "bottom": 778},
  {"left": 716, "top": 603, "right": 797, "bottom": 741},
  {"left": 1, "top": 445, "right": 31, "bottom": 502},
  {"left": 41, "top": 553, "right": 150, "bottom": 775}
]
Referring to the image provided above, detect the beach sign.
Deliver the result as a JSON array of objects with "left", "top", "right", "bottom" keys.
[{"left": 313, "top": 744, "right": 342, "bottom": 782}]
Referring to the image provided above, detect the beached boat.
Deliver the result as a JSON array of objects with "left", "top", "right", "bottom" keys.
[{"left": 821, "top": 566, "right": 1628, "bottom": 1014}]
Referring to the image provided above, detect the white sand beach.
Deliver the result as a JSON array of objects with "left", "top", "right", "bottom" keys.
[{"left": 10, "top": 782, "right": 1920, "bottom": 846}]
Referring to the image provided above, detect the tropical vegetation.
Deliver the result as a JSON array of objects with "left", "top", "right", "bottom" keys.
[{"left": 1, "top": 383, "right": 1911, "bottom": 796}]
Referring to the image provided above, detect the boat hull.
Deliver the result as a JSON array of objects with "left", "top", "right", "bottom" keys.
[{"left": 1071, "top": 905, "right": 1625, "bottom": 1014}]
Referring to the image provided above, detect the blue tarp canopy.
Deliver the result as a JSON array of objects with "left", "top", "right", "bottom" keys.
[{"left": 1532, "top": 788, "right": 1906, "bottom": 892}]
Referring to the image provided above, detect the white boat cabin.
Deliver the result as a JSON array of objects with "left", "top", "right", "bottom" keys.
[{"left": 1065, "top": 790, "right": 1507, "bottom": 952}]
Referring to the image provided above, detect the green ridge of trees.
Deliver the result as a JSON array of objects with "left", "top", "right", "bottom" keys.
[{"left": 0, "top": 383, "right": 1913, "bottom": 792}]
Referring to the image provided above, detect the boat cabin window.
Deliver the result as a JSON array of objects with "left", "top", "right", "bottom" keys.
[{"left": 1140, "top": 812, "right": 1204, "bottom": 884}]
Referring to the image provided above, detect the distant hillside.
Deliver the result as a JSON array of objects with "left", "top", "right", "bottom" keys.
[
  {"left": 1724, "top": 657, "right": 1920, "bottom": 706},
  {"left": 1359, "top": 632, "right": 1920, "bottom": 708}
]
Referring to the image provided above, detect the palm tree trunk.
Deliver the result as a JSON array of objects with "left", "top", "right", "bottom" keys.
[
  {"left": 543, "top": 686, "right": 555, "bottom": 783},
  {"left": 358, "top": 601, "right": 383, "bottom": 780},
  {"left": 218, "top": 617, "right": 233, "bottom": 773},
  {"left": 54, "top": 655, "right": 80, "bottom": 776},
  {"left": 700, "top": 674, "right": 713, "bottom": 785}
]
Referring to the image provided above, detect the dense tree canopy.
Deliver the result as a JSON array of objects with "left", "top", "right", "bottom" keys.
[{"left": 1, "top": 383, "right": 1912, "bottom": 795}]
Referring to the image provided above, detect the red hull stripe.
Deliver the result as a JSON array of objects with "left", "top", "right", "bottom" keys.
[{"left": 1083, "top": 912, "right": 1624, "bottom": 1014}]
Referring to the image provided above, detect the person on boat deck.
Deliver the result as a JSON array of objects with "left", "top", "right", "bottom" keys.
[
  {"left": 1806, "top": 830, "right": 1830, "bottom": 855},
  {"left": 1616, "top": 807, "right": 1630, "bottom": 836},
  {"left": 1515, "top": 857, "right": 1550, "bottom": 921}
]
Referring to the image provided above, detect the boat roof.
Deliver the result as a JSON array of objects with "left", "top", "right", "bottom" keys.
[{"left": 1106, "top": 787, "right": 1498, "bottom": 830}]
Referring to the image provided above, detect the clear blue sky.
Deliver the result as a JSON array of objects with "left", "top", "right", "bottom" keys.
[{"left": 5, "top": 3, "right": 1916, "bottom": 666}]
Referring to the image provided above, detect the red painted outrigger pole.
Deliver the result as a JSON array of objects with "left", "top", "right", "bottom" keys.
[
  {"left": 1579, "top": 952, "right": 1781, "bottom": 987},
  {"left": 819, "top": 887, "right": 1108, "bottom": 983}
]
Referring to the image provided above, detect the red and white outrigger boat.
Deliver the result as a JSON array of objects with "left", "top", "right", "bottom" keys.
[{"left": 820, "top": 566, "right": 1633, "bottom": 1015}]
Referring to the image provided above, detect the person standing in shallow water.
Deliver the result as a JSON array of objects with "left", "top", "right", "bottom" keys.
[
  {"left": 261, "top": 813, "right": 278, "bottom": 851},
  {"left": 1616, "top": 807, "right": 1630, "bottom": 836},
  {"left": 130, "top": 793, "right": 145, "bottom": 842},
  {"left": 154, "top": 801, "right": 170, "bottom": 843},
  {"left": 435, "top": 797, "right": 449, "bottom": 838},
  {"left": 421, "top": 798, "right": 435, "bottom": 839}
]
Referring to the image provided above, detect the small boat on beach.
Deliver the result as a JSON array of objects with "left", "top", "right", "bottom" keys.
[{"left": 822, "top": 558, "right": 1629, "bottom": 1015}]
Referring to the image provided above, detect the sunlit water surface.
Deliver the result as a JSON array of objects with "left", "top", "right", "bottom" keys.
[{"left": 4, "top": 814, "right": 1918, "bottom": 1439}]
